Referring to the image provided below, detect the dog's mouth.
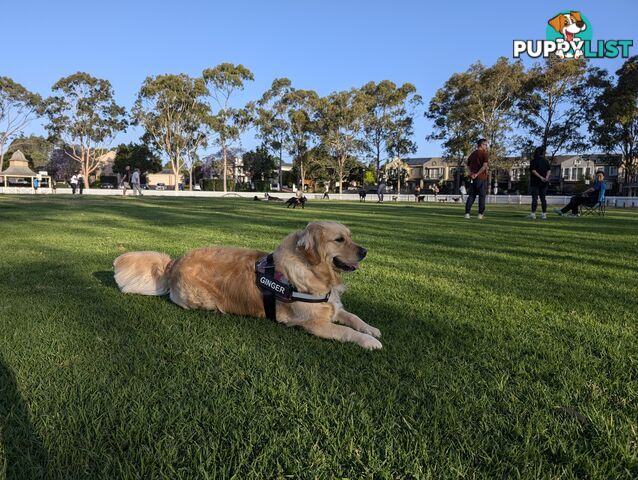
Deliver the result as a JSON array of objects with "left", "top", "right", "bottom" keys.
[
  {"left": 565, "top": 31, "right": 574, "bottom": 42},
  {"left": 333, "top": 257, "right": 358, "bottom": 272}
]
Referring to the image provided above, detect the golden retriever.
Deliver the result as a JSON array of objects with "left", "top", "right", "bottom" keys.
[{"left": 113, "top": 222, "right": 382, "bottom": 349}]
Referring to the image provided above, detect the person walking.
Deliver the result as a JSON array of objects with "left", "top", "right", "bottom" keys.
[
  {"left": 33, "top": 177, "right": 39, "bottom": 194},
  {"left": 528, "top": 147, "right": 551, "bottom": 219},
  {"left": 464, "top": 139, "right": 489, "bottom": 219},
  {"left": 432, "top": 183, "right": 439, "bottom": 201},
  {"left": 377, "top": 179, "right": 386, "bottom": 203},
  {"left": 131, "top": 168, "right": 143, "bottom": 196},
  {"left": 78, "top": 172, "right": 84, "bottom": 194},
  {"left": 322, "top": 183, "right": 329, "bottom": 200},
  {"left": 121, "top": 166, "right": 131, "bottom": 196},
  {"left": 70, "top": 173, "right": 78, "bottom": 194}
]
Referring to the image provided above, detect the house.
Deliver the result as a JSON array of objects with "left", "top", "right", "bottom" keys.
[
  {"left": 404, "top": 157, "right": 453, "bottom": 190},
  {"left": 147, "top": 170, "right": 182, "bottom": 188},
  {"left": 401, "top": 152, "right": 626, "bottom": 194}
]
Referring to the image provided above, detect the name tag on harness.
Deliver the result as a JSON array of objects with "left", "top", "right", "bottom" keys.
[{"left": 256, "top": 273, "right": 293, "bottom": 301}]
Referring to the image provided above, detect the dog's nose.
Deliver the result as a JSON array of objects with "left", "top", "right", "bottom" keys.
[
  {"left": 576, "top": 20, "right": 585, "bottom": 28},
  {"left": 358, "top": 247, "right": 367, "bottom": 260}
]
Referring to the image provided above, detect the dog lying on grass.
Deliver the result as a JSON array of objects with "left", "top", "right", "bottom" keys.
[
  {"left": 113, "top": 222, "right": 382, "bottom": 349},
  {"left": 285, "top": 196, "right": 306, "bottom": 209}
]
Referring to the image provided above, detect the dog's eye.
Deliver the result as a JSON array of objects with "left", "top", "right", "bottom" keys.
[{"left": 335, "top": 237, "right": 345, "bottom": 243}]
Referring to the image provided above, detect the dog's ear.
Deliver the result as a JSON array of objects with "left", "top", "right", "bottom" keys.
[
  {"left": 297, "top": 223, "right": 322, "bottom": 265},
  {"left": 570, "top": 11, "right": 583, "bottom": 23},
  {"left": 548, "top": 14, "right": 565, "bottom": 33}
]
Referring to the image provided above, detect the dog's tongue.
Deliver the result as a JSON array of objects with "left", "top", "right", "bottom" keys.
[{"left": 566, "top": 31, "right": 574, "bottom": 42}]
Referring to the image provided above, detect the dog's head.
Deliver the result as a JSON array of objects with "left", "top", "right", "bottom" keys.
[
  {"left": 296, "top": 222, "right": 366, "bottom": 272},
  {"left": 548, "top": 12, "right": 586, "bottom": 41}
]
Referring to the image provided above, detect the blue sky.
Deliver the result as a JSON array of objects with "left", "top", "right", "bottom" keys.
[{"left": 3, "top": 0, "right": 637, "bottom": 159}]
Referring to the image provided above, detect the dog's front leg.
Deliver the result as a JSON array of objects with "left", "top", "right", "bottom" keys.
[
  {"left": 334, "top": 310, "right": 381, "bottom": 339},
  {"left": 303, "top": 320, "right": 382, "bottom": 350}
]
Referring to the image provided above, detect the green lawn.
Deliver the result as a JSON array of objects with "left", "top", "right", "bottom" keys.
[{"left": 0, "top": 195, "right": 637, "bottom": 479}]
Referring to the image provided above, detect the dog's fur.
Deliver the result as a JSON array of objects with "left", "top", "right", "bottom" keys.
[
  {"left": 113, "top": 222, "right": 382, "bottom": 349},
  {"left": 358, "top": 190, "right": 367, "bottom": 202},
  {"left": 286, "top": 196, "right": 306, "bottom": 209}
]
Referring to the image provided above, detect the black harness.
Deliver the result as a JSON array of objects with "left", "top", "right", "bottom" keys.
[{"left": 255, "top": 254, "right": 330, "bottom": 321}]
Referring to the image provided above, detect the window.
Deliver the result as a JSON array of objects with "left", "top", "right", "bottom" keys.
[
  {"left": 610, "top": 166, "right": 618, "bottom": 176},
  {"left": 563, "top": 168, "right": 570, "bottom": 180},
  {"left": 585, "top": 167, "right": 591, "bottom": 177},
  {"left": 577, "top": 168, "right": 583, "bottom": 180}
]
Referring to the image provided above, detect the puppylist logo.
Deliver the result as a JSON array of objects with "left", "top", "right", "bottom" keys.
[{"left": 513, "top": 11, "right": 633, "bottom": 59}]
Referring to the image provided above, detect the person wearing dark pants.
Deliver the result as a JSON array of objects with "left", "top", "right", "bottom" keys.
[
  {"left": 528, "top": 146, "right": 551, "bottom": 219},
  {"left": 555, "top": 171, "right": 606, "bottom": 216},
  {"left": 464, "top": 138, "right": 489, "bottom": 219}
]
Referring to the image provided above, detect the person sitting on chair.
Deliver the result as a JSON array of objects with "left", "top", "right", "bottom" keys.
[{"left": 555, "top": 171, "right": 606, "bottom": 216}]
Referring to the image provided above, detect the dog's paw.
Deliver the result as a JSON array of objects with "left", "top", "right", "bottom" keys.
[
  {"left": 362, "top": 325, "right": 382, "bottom": 339},
  {"left": 359, "top": 335, "right": 382, "bottom": 350}
]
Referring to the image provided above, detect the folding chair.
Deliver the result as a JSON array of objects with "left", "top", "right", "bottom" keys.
[{"left": 580, "top": 197, "right": 606, "bottom": 217}]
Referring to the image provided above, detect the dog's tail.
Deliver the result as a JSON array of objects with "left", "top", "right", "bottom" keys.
[{"left": 113, "top": 251, "right": 174, "bottom": 296}]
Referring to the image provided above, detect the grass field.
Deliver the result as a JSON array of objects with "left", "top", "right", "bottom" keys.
[{"left": 0, "top": 195, "right": 637, "bottom": 479}]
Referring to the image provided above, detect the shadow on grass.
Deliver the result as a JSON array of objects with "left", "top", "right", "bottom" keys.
[
  {"left": 93, "top": 270, "right": 117, "bottom": 290},
  {"left": 0, "top": 354, "right": 48, "bottom": 479}
]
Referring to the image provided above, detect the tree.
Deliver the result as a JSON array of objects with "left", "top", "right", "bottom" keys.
[
  {"left": 284, "top": 89, "right": 319, "bottom": 188},
  {"left": 183, "top": 129, "right": 207, "bottom": 191},
  {"left": 202, "top": 63, "right": 254, "bottom": 192},
  {"left": 113, "top": 143, "right": 162, "bottom": 175},
  {"left": 242, "top": 144, "right": 277, "bottom": 190},
  {"left": 427, "top": 58, "right": 525, "bottom": 192},
  {"left": 386, "top": 116, "right": 417, "bottom": 193},
  {"left": 316, "top": 90, "right": 366, "bottom": 193},
  {"left": 359, "top": 80, "right": 421, "bottom": 180},
  {"left": 427, "top": 85, "right": 474, "bottom": 193},
  {"left": 0, "top": 77, "right": 43, "bottom": 172},
  {"left": 5, "top": 135, "right": 52, "bottom": 169},
  {"left": 132, "top": 74, "right": 208, "bottom": 191},
  {"left": 517, "top": 57, "right": 589, "bottom": 158},
  {"left": 45, "top": 72, "right": 127, "bottom": 188},
  {"left": 586, "top": 56, "right": 638, "bottom": 186},
  {"left": 256, "top": 78, "right": 294, "bottom": 188},
  {"left": 46, "top": 146, "right": 76, "bottom": 181}
]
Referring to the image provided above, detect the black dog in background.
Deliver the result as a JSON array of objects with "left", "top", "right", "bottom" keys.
[{"left": 286, "top": 196, "right": 307, "bottom": 209}]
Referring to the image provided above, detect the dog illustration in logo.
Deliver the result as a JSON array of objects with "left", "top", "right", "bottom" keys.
[{"left": 548, "top": 11, "right": 587, "bottom": 58}]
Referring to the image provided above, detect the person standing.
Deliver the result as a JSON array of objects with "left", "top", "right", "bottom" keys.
[
  {"left": 322, "top": 183, "right": 329, "bottom": 199},
  {"left": 528, "top": 147, "right": 550, "bottom": 219},
  {"left": 33, "top": 177, "right": 39, "bottom": 194},
  {"left": 432, "top": 183, "right": 439, "bottom": 201},
  {"left": 464, "top": 139, "right": 489, "bottom": 219},
  {"left": 377, "top": 179, "right": 386, "bottom": 203},
  {"left": 70, "top": 173, "right": 78, "bottom": 194},
  {"left": 121, "top": 166, "right": 131, "bottom": 196},
  {"left": 131, "top": 168, "right": 143, "bottom": 196},
  {"left": 78, "top": 172, "right": 84, "bottom": 194},
  {"left": 414, "top": 185, "right": 421, "bottom": 202}
]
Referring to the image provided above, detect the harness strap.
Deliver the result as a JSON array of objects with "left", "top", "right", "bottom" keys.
[{"left": 262, "top": 254, "right": 277, "bottom": 321}]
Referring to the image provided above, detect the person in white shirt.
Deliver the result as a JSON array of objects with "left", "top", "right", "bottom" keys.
[
  {"left": 459, "top": 183, "right": 467, "bottom": 202},
  {"left": 131, "top": 168, "right": 143, "bottom": 196},
  {"left": 70, "top": 174, "right": 78, "bottom": 194}
]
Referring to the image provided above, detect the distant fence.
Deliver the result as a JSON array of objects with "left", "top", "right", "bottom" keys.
[{"left": 2, "top": 187, "right": 638, "bottom": 207}]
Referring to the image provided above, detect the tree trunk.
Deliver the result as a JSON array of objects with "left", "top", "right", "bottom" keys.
[
  {"left": 278, "top": 146, "right": 283, "bottom": 190},
  {"left": 338, "top": 157, "right": 344, "bottom": 194},
  {"left": 189, "top": 166, "right": 193, "bottom": 191},
  {"left": 222, "top": 145, "right": 228, "bottom": 192}
]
